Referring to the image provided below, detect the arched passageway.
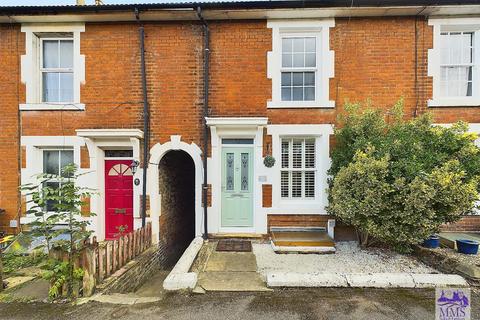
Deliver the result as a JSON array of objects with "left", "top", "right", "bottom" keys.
[{"left": 158, "top": 150, "right": 196, "bottom": 269}]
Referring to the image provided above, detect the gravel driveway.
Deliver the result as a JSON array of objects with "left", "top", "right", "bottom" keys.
[{"left": 253, "top": 241, "right": 437, "bottom": 277}]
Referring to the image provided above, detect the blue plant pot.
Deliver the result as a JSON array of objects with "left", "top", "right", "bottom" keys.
[
  {"left": 422, "top": 235, "right": 440, "bottom": 248},
  {"left": 456, "top": 239, "right": 479, "bottom": 255}
]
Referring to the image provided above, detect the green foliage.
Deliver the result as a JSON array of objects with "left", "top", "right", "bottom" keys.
[
  {"left": 20, "top": 164, "right": 95, "bottom": 299},
  {"left": 2, "top": 252, "right": 47, "bottom": 275},
  {"left": 328, "top": 101, "right": 480, "bottom": 252},
  {"left": 42, "top": 259, "right": 84, "bottom": 299}
]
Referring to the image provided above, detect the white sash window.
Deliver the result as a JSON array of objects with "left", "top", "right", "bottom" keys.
[{"left": 428, "top": 18, "right": 480, "bottom": 107}]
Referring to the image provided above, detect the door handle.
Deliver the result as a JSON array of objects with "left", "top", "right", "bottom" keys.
[{"left": 230, "top": 193, "right": 243, "bottom": 198}]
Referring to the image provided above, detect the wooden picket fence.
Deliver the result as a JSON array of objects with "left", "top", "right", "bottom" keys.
[{"left": 81, "top": 222, "right": 152, "bottom": 296}]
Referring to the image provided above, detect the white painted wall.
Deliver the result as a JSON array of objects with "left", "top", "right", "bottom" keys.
[{"left": 21, "top": 131, "right": 143, "bottom": 241}]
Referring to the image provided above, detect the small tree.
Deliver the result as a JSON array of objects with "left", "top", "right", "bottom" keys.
[
  {"left": 21, "top": 164, "right": 95, "bottom": 298},
  {"left": 328, "top": 101, "right": 480, "bottom": 252}
]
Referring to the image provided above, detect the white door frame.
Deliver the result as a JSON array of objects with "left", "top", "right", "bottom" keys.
[
  {"left": 206, "top": 117, "right": 268, "bottom": 235},
  {"left": 76, "top": 129, "right": 143, "bottom": 241}
]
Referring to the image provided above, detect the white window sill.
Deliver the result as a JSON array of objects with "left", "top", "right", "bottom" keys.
[
  {"left": 19, "top": 103, "right": 86, "bottom": 111},
  {"left": 268, "top": 100, "right": 335, "bottom": 109},
  {"left": 428, "top": 98, "right": 480, "bottom": 107}
]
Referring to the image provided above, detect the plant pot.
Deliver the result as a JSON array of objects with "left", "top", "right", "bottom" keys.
[
  {"left": 422, "top": 235, "right": 440, "bottom": 248},
  {"left": 456, "top": 239, "right": 479, "bottom": 255}
]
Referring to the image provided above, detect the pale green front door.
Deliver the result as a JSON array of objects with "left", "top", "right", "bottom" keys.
[{"left": 221, "top": 147, "right": 254, "bottom": 227}]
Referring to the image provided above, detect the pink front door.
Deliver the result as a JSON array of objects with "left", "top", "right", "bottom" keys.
[{"left": 105, "top": 160, "right": 134, "bottom": 240}]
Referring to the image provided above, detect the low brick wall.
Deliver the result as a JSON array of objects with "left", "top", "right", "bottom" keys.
[
  {"left": 413, "top": 245, "right": 480, "bottom": 285},
  {"left": 441, "top": 216, "right": 480, "bottom": 232},
  {"left": 267, "top": 214, "right": 357, "bottom": 241},
  {"left": 99, "top": 245, "right": 160, "bottom": 294}
]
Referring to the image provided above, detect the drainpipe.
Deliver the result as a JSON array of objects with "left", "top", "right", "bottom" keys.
[
  {"left": 197, "top": 7, "right": 210, "bottom": 240},
  {"left": 136, "top": 8, "right": 149, "bottom": 228}
]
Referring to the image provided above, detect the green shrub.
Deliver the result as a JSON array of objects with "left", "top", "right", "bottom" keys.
[
  {"left": 328, "top": 101, "right": 480, "bottom": 252},
  {"left": 20, "top": 164, "right": 95, "bottom": 299},
  {"left": 2, "top": 252, "right": 47, "bottom": 275}
]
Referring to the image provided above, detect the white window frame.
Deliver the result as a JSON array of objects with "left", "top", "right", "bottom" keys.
[
  {"left": 280, "top": 137, "right": 316, "bottom": 200},
  {"left": 280, "top": 35, "right": 318, "bottom": 102},
  {"left": 267, "top": 19, "right": 335, "bottom": 109},
  {"left": 40, "top": 37, "right": 75, "bottom": 104},
  {"left": 428, "top": 18, "right": 480, "bottom": 107},
  {"left": 42, "top": 149, "right": 75, "bottom": 212},
  {"left": 267, "top": 124, "right": 333, "bottom": 214},
  {"left": 20, "top": 136, "right": 84, "bottom": 225},
  {"left": 20, "top": 23, "right": 85, "bottom": 111}
]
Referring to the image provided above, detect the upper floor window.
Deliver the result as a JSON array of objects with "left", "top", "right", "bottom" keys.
[
  {"left": 267, "top": 20, "right": 335, "bottom": 109},
  {"left": 281, "top": 37, "right": 316, "bottom": 101},
  {"left": 20, "top": 24, "right": 85, "bottom": 111},
  {"left": 41, "top": 38, "right": 74, "bottom": 103},
  {"left": 440, "top": 32, "right": 474, "bottom": 97},
  {"left": 428, "top": 18, "right": 480, "bottom": 107}
]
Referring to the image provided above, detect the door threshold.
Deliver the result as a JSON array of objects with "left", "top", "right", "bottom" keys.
[{"left": 208, "top": 233, "right": 267, "bottom": 240}]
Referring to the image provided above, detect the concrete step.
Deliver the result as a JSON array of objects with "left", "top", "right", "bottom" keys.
[{"left": 198, "top": 271, "right": 271, "bottom": 292}]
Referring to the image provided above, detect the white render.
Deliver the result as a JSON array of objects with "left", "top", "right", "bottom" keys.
[
  {"left": 20, "top": 23, "right": 86, "bottom": 111},
  {"left": 267, "top": 19, "right": 335, "bottom": 109},
  {"left": 20, "top": 130, "right": 144, "bottom": 242},
  {"left": 21, "top": 135, "right": 86, "bottom": 223},
  {"left": 77, "top": 129, "right": 143, "bottom": 241}
]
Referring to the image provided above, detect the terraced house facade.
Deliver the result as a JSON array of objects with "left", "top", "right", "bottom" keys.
[{"left": 1, "top": 0, "right": 480, "bottom": 263}]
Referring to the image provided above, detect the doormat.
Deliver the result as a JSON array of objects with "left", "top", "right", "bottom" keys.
[{"left": 216, "top": 240, "right": 252, "bottom": 252}]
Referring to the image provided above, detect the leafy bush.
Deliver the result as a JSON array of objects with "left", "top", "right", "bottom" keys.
[
  {"left": 42, "top": 259, "right": 84, "bottom": 299},
  {"left": 20, "top": 164, "right": 95, "bottom": 299},
  {"left": 328, "top": 101, "right": 480, "bottom": 252}
]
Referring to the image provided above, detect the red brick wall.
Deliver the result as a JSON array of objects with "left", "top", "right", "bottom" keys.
[
  {"left": 209, "top": 20, "right": 271, "bottom": 117},
  {"left": 3, "top": 17, "right": 480, "bottom": 235},
  {"left": 262, "top": 184, "right": 272, "bottom": 208},
  {"left": 441, "top": 216, "right": 480, "bottom": 232},
  {"left": 0, "top": 25, "right": 22, "bottom": 234},
  {"left": 267, "top": 214, "right": 331, "bottom": 229},
  {"left": 22, "top": 23, "right": 144, "bottom": 136}
]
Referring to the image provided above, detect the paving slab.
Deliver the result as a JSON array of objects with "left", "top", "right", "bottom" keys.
[
  {"left": 4, "top": 276, "right": 35, "bottom": 290},
  {"left": 9, "top": 278, "right": 49, "bottom": 301},
  {"left": 89, "top": 293, "right": 161, "bottom": 305},
  {"left": 198, "top": 271, "right": 272, "bottom": 292},
  {"left": 267, "top": 272, "right": 348, "bottom": 287},
  {"left": 204, "top": 251, "right": 257, "bottom": 272},
  {"left": 345, "top": 273, "right": 416, "bottom": 288},
  {"left": 411, "top": 273, "right": 469, "bottom": 288},
  {"left": 135, "top": 270, "right": 170, "bottom": 297}
]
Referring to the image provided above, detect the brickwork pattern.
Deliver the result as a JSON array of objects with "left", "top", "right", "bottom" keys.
[
  {"left": 1, "top": 17, "right": 480, "bottom": 235},
  {"left": 0, "top": 25, "right": 22, "bottom": 234},
  {"left": 441, "top": 216, "right": 480, "bottom": 232}
]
